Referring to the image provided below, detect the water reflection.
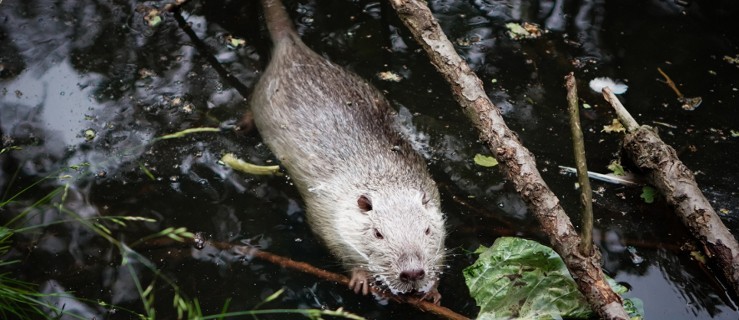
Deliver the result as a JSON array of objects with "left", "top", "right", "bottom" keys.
[{"left": 3, "top": 58, "right": 102, "bottom": 146}]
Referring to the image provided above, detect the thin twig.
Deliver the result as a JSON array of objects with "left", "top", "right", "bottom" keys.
[
  {"left": 146, "top": 237, "right": 469, "bottom": 320},
  {"left": 657, "top": 67, "right": 684, "bottom": 98},
  {"left": 656, "top": 67, "right": 702, "bottom": 110},
  {"left": 565, "top": 73, "right": 593, "bottom": 254},
  {"left": 602, "top": 87, "right": 640, "bottom": 132}
]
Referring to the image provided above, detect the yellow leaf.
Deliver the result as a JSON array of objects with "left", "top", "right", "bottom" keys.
[{"left": 602, "top": 119, "right": 626, "bottom": 133}]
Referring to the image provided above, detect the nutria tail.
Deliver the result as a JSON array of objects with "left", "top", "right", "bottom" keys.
[{"left": 260, "top": 0, "right": 298, "bottom": 42}]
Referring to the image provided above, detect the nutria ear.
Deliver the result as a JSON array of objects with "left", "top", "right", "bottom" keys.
[
  {"left": 357, "top": 195, "right": 373, "bottom": 212},
  {"left": 422, "top": 191, "right": 431, "bottom": 206}
]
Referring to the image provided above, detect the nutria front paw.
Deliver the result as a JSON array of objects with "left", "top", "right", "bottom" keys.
[
  {"left": 348, "top": 268, "right": 371, "bottom": 295},
  {"left": 422, "top": 288, "right": 442, "bottom": 305}
]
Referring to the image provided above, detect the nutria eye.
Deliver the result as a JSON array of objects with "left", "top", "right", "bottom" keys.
[
  {"left": 425, "top": 227, "right": 431, "bottom": 235},
  {"left": 374, "top": 228, "right": 384, "bottom": 239},
  {"left": 357, "top": 195, "right": 372, "bottom": 212}
]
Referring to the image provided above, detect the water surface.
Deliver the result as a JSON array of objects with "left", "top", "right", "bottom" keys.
[{"left": 1, "top": 0, "right": 737, "bottom": 318}]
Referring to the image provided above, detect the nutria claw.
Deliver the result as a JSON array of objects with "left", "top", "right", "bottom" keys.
[
  {"left": 422, "top": 288, "right": 442, "bottom": 305},
  {"left": 349, "top": 268, "right": 371, "bottom": 295}
]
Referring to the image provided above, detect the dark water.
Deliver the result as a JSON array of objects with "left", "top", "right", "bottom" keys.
[{"left": 1, "top": 0, "right": 737, "bottom": 319}]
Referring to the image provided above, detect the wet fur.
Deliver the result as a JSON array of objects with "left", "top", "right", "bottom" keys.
[{"left": 251, "top": 0, "right": 446, "bottom": 299}]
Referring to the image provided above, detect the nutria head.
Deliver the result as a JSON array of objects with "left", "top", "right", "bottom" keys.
[{"left": 335, "top": 188, "right": 446, "bottom": 295}]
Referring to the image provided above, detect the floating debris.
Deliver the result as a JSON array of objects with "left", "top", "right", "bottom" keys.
[
  {"left": 607, "top": 161, "right": 625, "bottom": 176},
  {"left": 627, "top": 246, "right": 644, "bottom": 265},
  {"left": 652, "top": 121, "right": 678, "bottom": 129},
  {"left": 559, "top": 166, "right": 644, "bottom": 187},
  {"left": 225, "top": 34, "right": 246, "bottom": 49},
  {"left": 723, "top": 54, "right": 739, "bottom": 67},
  {"left": 377, "top": 71, "right": 402, "bottom": 82},
  {"left": 602, "top": 119, "right": 626, "bottom": 133},
  {"left": 657, "top": 67, "right": 702, "bottom": 111},
  {"left": 589, "top": 77, "right": 628, "bottom": 94},
  {"left": 505, "top": 22, "right": 543, "bottom": 40},
  {"left": 640, "top": 185, "right": 657, "bottom": 203},
  {"left": 157, "top": 127, "right": 220, "bottom": 140},
  {"left": 473, "top": 154, "right": 498, "bottom": 167},
  {"left": 84, "top": 129, "right": 96, "bottom": 141},
  {"left": 221, "top": 153, "right": 281, "bottom": 176},
  {"left": 143, "top": 8, "right": 162, "bottom": 27}
]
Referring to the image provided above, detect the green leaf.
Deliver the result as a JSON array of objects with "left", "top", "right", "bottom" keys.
[
  {"left": 139, "top": 163, "right": 156, "bottom": 181},
  {"left": 607, "top": 161, "right": 625, "bottom": 176},
  {"left": 505, "top": 23, "right": 529, "bottom": 38},
  {"left": 229, "top": 37, "right": 246, "bottom": 48},
  {"left": 0, "top": 146, "right": 22, "bottom": 154},
  {"left": 84, "top": 129, "right": 96, "bottom": 141},
  {"left": 624, "top": 297, "right": 645, "bottom": 320},
  {"left": 464, "top": 237, "right": 593, "bottom": 319},
  {"left": 157, "top": 127, "right": 221, "bottom": 140},
  {"left": 640, "top": 186, "right": 656, "bottom": 203},
  {"left": 145, "top": 9, "right": 162, "bottom": 27},
  {"left": 474, "top": 154, "right": 499, "bottom": 167},
  {"left": 505, "top": 22, "right": 541, "bottom": 40},
  {"left": 225, "top": 35, "right": 247, "bottom": 49},
  {"left": 464, "top": 237, "right": 645, "bottom": 319},
  {"left": 221, "top": 153, "right": 281, "bottom": 176}
]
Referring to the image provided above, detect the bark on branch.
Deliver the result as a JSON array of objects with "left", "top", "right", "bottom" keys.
[
  {"left": 602, "top": 87, "right": 739, "bottom": 297},
  {"left": 387, "top": 1, "right": 628, "bottom": 319}
]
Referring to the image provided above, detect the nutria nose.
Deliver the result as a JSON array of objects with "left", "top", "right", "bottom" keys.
[{"left": 399, "top": 269, "right": 425, "bottom": 283}]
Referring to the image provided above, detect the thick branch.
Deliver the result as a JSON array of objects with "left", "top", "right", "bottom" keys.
[
  {"left": 388, "top": 1, "right": 628, "bottom": 319},
  {"left": 602, "top": 89, "right": 739, "bottom": 297}
]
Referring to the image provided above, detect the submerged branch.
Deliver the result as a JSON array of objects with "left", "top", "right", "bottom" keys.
[{"left": 387, "top": 1, "right": 628, "bottom": 319}]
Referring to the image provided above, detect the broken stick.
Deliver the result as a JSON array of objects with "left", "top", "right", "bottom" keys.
[{"left": 602, "top": 86, "right": 739, "bottom": 297}]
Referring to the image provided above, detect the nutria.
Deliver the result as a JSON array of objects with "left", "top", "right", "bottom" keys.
[{"left": 250, "top": 0, "right": 446, "bottom": 302}]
